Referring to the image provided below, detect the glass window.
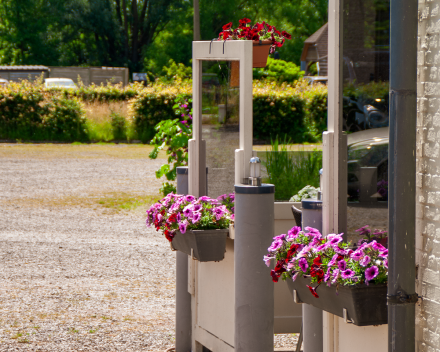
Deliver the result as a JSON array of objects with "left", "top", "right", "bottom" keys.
[
  {"left": 343, "top": 0, "right": 390, "bottom": 244},
  {"left": 201, "top": 61, "right": 240, "bottom": 199}
]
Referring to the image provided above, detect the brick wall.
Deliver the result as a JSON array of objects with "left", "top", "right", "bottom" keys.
[{"left": 417, "top": 0, "right": 440, "bottom": 350}]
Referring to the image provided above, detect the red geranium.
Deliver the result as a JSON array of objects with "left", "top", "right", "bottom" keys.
[
  {"left": 281, "top": 30, "right": 292, "bottom": 40},
  {"left": 223, "top": 22, "right": 233, "bottom": 30},
  {"left": 217, "top": 19, "right": 291, "bottom": 53}
]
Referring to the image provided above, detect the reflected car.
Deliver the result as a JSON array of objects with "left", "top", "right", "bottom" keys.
[
  {"left": 304, "top": 76, "right": 328, "bottom": 85},
  {"left": 344, "top": 96, "right": 389, "bottom": 132},
  {"left": 347, "top": 127, "right": 389, "bottom": 201},
  {"left": 44, "top": 78, "right": 77, "bottom": 89}
]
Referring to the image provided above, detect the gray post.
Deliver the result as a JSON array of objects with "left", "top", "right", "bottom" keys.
[
  {"left": 235, "top": 184, "right": 275, "bottom": 352},
  {"left": 388, "top": 0, "right": 417, "bottom": 351},
  {"left": 176, "top": 167, "right": 191, "bottom": 352},
  {"left": 301, "top": 199, "right": 323, "bottom": 352}
]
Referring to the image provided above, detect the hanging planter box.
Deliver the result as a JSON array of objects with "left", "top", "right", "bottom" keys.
[
  {"left": 287, "top": 276, "right": 387, "bottom": 326},
  {"left": 253, "top": 40, "right": 272, "bottom": 68},
  {"left": 171, "top": 228, "right": 229, "bottom": 262}
]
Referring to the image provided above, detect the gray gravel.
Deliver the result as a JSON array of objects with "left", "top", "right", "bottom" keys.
[{"left": 0, "top": 144, "right": 298, "bottom": 351}]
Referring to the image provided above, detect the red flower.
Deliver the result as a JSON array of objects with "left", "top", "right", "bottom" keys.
[
  {"left": 239, "top": 18, "right": 251, "bottom": 25},
  {"left": 274, "top": 260, "right": 286, "bottom": 274},
  {"left": 223, "top": 22, "right": 233, "bottom": 30},
  {"left": 274, "top": 28, "right": 281, "bottom": 36},
  {"left": 281, "top": 30, "right": 292, "bottom": 40},
  {"left": 286, "top": 244, "right": 299, "bottom": 261},
  {"left": 219, "top": 31, "right": 230, "bottom": 40},
  {"left": 265, "top": 23, "right": 272, "bottom": 31},
  {"left": 168, "top": 213, "right": 177, "bottom": 223},
  {"left": 313, "top": 255, "right": 322, "bottom": 266},
  {"left": 164, "top": 229, "right": 174, "bottom": 242},
  {"left": 274, "top": 40, "right": 283, "bottom": 48},
  {"left": 254, "top": 23, "right": 264, "bottom": 31},
  {"left": 270, "top": 270, "right": 279, "bottom": 283},
  {"left": 307, "top": 285, "right": 320, "bottom": 298}
]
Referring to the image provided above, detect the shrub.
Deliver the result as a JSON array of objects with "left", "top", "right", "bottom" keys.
[
  {"left": 130, "top": 82, "right": 192, "bottom": 143},
  {"left": 253, "top": 81, "right": 308, "bottom": 142},
  {"left": 111, "top": 111, "right": 127, "bottom": 141},
  {"left": 0, "top": 81, "right": 87, "bottom": 142},
  {"left": 253, "top": 58, "right": 304, "bottom": 83}
]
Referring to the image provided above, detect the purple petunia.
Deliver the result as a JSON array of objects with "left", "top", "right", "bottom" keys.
[
  {"left": 183, "top": 205, "right": 193, "bottom": 218},
  {"left": 286, "top": 226, "right": 301, "bottom": 240},
  {"left": 298, "top": 258, "right": 308, "bottom": 272},
  {"left": 292, "top": 272, "right": 299, "bottom": 282},
  {"left": 268, "top": 239, "right": 283, "bottom": 252},
  {"left": 331, "top": 269, "right": 340, "bottom": 284},
  {"left": 379, "top": 249, "right": 388, "bottom": 258},
  {"left": 341, "top": 269, "right": 355, "bottom": 279},
  {"left": 327, "top": 234, "right": 343, "bottom": 245},
  {"left": 360, "top": 255, "right": 371, "bottom": 267},
  {"left": 365, "top": 266, "right": 379, "bottom": 281},
  {"left": 192, "top": 212, "right": 201, "bottom": 223},
  {"left": 338, "top": 260, "right": 347, "bottom": 271},
  {"left": 263, "top": 255, "right": 272, "bottom": 267},
  {"left": 274, "top": 233, "right": 287, "bottom": 241},
  {"left": 179, "top": 221, "right": 188, "bottom": 234},
  {"left": 185, "top": 195, "right": 195, "bottom": 202},
  {"left": 351, "top": 250, "right": 364, "bottom": 261}
]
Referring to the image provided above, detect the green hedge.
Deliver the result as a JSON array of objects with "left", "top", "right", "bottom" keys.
[
  {"left": 0, "top": 82, "right": 88, "bottom": 142},
  {"left": 130, "top": 84, "right": 192, "bottom": 143},
  {"left": 0, "top": 80, "right": 328, "bottom": 143}
]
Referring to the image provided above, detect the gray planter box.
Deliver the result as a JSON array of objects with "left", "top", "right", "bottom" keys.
[
  {"left": 171, "top": 229, "right": 229, "bottom": 262},
  {"left": 287, "top": 276, "right": 387, "bottom": 326}
]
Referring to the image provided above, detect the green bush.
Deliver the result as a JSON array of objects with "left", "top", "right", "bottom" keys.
[
  {"left": 130, "top": 83, "right": 192, "bottom": 143},
  {"left": 253, "top": 80, "right": 328, "bottom": 143},
  {"left": 111, "top": 111, "right": 127, "bottom": 141},
  {"left": 0, "top": 81, "right": 87, "bottom": 142},
  {"left": 253, "top": 58, "right": 304, "bottom": 83},
  {"left": 0, "top": 79, "right": 329, "bottom": 144}
]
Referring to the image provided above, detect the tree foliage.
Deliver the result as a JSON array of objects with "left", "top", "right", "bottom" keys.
[{"left": 0, "top": 0, "right": 327, "bottom": 73}]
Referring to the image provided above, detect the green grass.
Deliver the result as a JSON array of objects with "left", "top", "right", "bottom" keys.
[
  {"left": 262, "top": 138, "right": 322, "bottom": 201},
  {"left": 98, "top": 193, "right": 160, "bottom": 211}
]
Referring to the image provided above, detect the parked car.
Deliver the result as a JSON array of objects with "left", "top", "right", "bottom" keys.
[
  {"left": 347, "top": 127, "right": 389, "bottom": 201},
  {"left": 44, "top": 78, "right": 77, "bottom": 89},
  {"left": 0, "top": 78, "right": 9, "bottom": 87}
]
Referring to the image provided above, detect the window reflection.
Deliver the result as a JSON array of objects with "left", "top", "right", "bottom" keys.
[
  {"left": 201, "top": 61, "right": 240, "bottom": 199},
  {"left": 343, "top": 0, "right": 390, "bottom": 243}
]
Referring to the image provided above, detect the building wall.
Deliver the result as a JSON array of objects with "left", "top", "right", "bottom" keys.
[{"left": 416, "top": 0, "right": 440, "bottom": 350}]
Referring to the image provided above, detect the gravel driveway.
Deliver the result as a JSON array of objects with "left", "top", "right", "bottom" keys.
[
  {"left": 0, "top": 144, "right": 297, "bottom": 352},
  {"left": 0, "top": 144, "right": 176, "bottom": 352}
]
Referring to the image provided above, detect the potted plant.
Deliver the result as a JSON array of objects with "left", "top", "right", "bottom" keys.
[
  {"left": 146, "top": 193, "right": 234, "bottom": 262},
  {"left": 264, "top": 226, "right": 389, "bottom": 326},
  {"left": 218, "top": 19, "right": 292, "bottom": 67}
]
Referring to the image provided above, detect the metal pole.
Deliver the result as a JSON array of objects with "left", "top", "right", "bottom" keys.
[
  {"left": 301, "top": 199, "right": 323, "bottom": 352},
  {"left": 388, "top": 0, "right": 417, "bottom": 350},
  {"left": 234, "top": 184, "right": 275, "bottom": 352},
  {"left": 175, "top": 167, "right": 192, "bottom": 352}
]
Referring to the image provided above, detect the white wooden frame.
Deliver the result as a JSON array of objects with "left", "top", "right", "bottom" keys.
[{"left": 189, "top": 40, "right": 253, "bottom": 197}]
